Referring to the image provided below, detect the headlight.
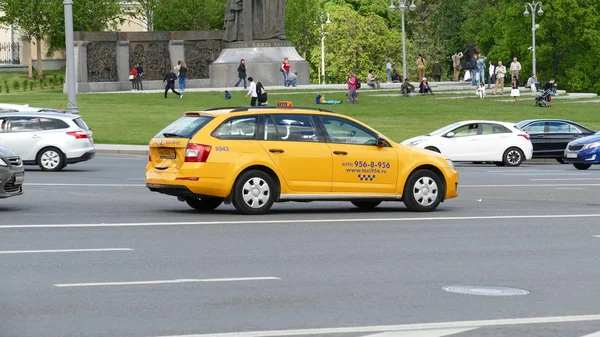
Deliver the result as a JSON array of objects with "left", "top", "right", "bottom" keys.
[
  {"left": 582, "top": 141, "right": 600, "bottom": 150},
  {"left": 0, "top": 159, "right": 6, "bottom": 167},
  {"left": 446, "top": 159, "right": 454, "bottom": 169}
]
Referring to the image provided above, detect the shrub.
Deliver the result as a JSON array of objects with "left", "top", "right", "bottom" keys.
[
  {"left": 12, "top": 80, "right": 19, "bottom": 91},
  {"left": 53, "top": 74, "right": 58, "bottom": 86},
  {"left": 22, "top": 80, "right": 28, "bottom": 91},
  {"left": 58, "top": 75, "right": 64, "bottom": 85},
  {"left": 4, "top": 80, "right": 9, "bottom": 93},
  {"left": 49, "top": 77, "right": 55, "bottom": 89},
  {"left": 29, "top": 81, "right": 34, "bottom": 91},
  {"left": 39, "top": 78, "right": 45, "bottom": 89}
]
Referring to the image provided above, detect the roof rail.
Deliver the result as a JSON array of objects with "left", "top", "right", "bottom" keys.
[
  {"left": 203, "top": 107, "right": 241, "bottom": 111},
  {"left": 229, "top": 106, "right": 336, "bottom": 113}
]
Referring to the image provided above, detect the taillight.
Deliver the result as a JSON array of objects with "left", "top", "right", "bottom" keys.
[
  {"left": 185, "top": 143, "right": 212, "bottom": 162},
  {"left": 66, "top": 131, "right": 89, "bottom": 139},
  {"left": 518, "top": 134, "right": 530, "bottom": 141}
]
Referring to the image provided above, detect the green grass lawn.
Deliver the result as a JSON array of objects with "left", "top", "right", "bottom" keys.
[{"left": 0, "top": 88, "right": 598, "bottom": 144}]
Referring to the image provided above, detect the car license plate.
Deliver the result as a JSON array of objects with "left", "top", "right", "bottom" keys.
[
  {"left": 566, "top": 153, "right": 578, "bottom": 158},
  {"left": 13, "top": 173, "right": 24, "bottom": 185},
  {"left": 158, "top": 148, "right": 176, "bottom": 159}
]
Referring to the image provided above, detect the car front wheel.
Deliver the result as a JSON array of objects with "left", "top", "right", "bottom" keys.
[
  {"left": 351, "top": 201, "right": 382, "bottom": 209},
  {"left": 232, "top": 170, "right": 276, "bottom": 215},
  {"left": 185, "top": 197, "right": 223, "bottom": 211},
  {"left": 403, "top": 169, "right": 443, "bottom": 212},
  {"left": 37, "top": 147, "right": 65, "bottom": 171},
  {"left": 573, "top": 163, "right": 592, "bottom": 170},
  {"left": 503, "top": 147, "right": 524, "bottom": 167}
]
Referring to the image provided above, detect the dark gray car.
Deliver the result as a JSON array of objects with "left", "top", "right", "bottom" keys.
[{"left": 0, "top": 145, "right": 24, "bottom": 198}]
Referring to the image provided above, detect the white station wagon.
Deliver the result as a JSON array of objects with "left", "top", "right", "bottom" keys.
[{"left": 0, "top": 111, "right": 95, "bottom": 171}]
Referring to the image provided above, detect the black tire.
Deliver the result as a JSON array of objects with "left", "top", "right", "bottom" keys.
[
  {"left": 556, "top": 158, "right": 565, "bottom": 164},
  {"left": 472, "top": 161, "right": 483, "bottom": 164},
  {"left": 425, "top": 146, "right": 440, "bottom": 153},
  {"left": 36, "top": 147, "right": 65, "bottom": 171},
  {"left": 503, "top": 147, "right": 524, "bottom": 167},
  {"left": 232, "top": 170, "right": 276, "bottom": 215},
  {"left": 351, "top": 201, "right": 382, "bottom": 209},
  {"left": 403, "top": 169, "right": 443, "bottom": 212},
  {"left": 185, "top": 197, "right": 223, "bottom": 211},
  {"left": 573, "top": 163, "right": 592, "bottom": 170},
  {"left": 494, "top": 162, "right": 506, "bottom": 167}
]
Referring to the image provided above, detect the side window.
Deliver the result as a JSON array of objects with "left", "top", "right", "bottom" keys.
[
  {"left": 40, "top": 118, "right": 70, "bottom": 130},
  {"left": 320, "top": 116, "right": 376, "bottom": 145},
  {"left": 522, "top": 122, "right": 545, "bottom": 133},
  {"left": 8, "top": 117, "right": 43, "bottom": 132},
  {"left": 451, "top": 123, "right": 479, "bottom": 137},
  {"left": 267, "top": 114, "right": 322, "bottom": 142},
  {"left": 547, "top": 121, "right": 579, "bottom": 134},
  {"left": 212, "top": 116, "right": 257, "bottom": 140},
  {"left": 481, "top": 123, "right": 511, "bottom": 135},
  {"left": 0, "top": 118, "right": 6, "bottom": 133}
]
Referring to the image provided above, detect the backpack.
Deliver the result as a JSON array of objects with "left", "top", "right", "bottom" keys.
[{"left": 355, "top": 78, "right": 361, "bottom": 89}]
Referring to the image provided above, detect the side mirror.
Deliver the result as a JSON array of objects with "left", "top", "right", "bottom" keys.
[
  {"left": 376, "top": 135, "right": 387, "bottom": 147},
  {"left": 446, "top": 132, "right": 455, "bottom": 138}
]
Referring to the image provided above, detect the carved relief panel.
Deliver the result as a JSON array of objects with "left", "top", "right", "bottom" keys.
[
  {"left": 87, "top": 42, "right": 118, "bottom": 82},
  {"left": 130, "top": 42, "right": 171, "bottom": 80},
  {"left": 184, "top": 40, "right": 226, "bottom": 79}
]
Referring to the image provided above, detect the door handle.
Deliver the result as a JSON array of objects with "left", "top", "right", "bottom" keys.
[
  {"left": 269, "top": 149, "right": 284, "bottom": 153},
  {"left": 333, "top": 151, "right": 348, "bottom": 155}
]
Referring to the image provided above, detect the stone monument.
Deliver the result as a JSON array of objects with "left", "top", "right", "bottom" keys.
[{"left": 209, "top": 0, "right": 310, "bottom": 87}]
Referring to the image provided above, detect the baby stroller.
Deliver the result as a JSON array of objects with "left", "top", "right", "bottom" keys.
[{"left": 535, "top": 88, "right": 553, "bottom": 107}]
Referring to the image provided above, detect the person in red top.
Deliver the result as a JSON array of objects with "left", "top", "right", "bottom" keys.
[
  {"left": 129, "top": 66, "right": 138, "bottom": 91},
  {"left": 281, "top": 57, "right": 291, "bottom": 86},
  {"left": 347, "top": 72, "right": 357, "bottom": 104}
]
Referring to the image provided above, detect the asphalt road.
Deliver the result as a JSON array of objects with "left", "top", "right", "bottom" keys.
[{"left": 1, "top": 154, "right": 600, "bottom": 337}]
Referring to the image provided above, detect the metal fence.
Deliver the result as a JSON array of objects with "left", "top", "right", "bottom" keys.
[{"left": 0, "top": 42, "right": 20, "bottom": 65}]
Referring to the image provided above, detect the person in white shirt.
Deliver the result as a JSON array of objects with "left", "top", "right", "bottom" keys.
[
  {"left": 245, "top": 77, "right": 258, "bottom": 106},
  {"left": 510, "top": 57, "right": 521, "bottom": 79},
  {"left": 476, "top": 82, "right": 486, "bottom": 99},
  {"left": 488, "top": 60, "right": 495, "bottom": 89},
  {"left": 494, "top": 60, "right": 507, "bottom": 95}
]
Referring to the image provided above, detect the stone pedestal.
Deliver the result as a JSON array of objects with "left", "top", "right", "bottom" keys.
[{"left": 209, "top": 40, "right": 309, "bottom": 88}]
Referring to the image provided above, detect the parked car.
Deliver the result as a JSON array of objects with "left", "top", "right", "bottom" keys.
[
  {"left": 517, "top": 119, "right": 595, "bottom": 163},
  {"left": 0, "top": 145, "right": 24, "bottom": 198},
  {"left": 0, "top": 112, "right": 95, "bottom": 171},
  {"left": 564, "top": 132, "right": 600, "bottom": 170},
  {"left": 146, "top": 106, "right": 459, "bottom": 215},
  {"left": 401, "top": 120, "right": 533, "bottom": 167},
  {"left": 0, "top": 103, "right": 67, "bottom": 114}
]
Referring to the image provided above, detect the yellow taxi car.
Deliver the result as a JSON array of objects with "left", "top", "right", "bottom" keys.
[{"left": 146, "top": 106, "right": 459, "bottom": 215}]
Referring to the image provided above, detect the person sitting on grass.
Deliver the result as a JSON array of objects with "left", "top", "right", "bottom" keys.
[
  {"left": 401, "top": 78, "right": 415, "bottom": 96},
  {"left": 419, "top": 77, "right": 434, "bottom": 95}
]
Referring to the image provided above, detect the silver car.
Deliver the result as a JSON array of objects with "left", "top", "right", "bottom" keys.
[
  {"left": 0, "top": 145, "right": 24, "bottom": 198},
  {"left": 0, "top": 111, "right": 95, "bottom": 171}
]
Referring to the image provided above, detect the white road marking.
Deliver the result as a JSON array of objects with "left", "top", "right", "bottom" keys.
[
  {"left": 581, "top": 332, "right": 600, "bottom": 337},
  {"left": 555, "top": 188, "right": 587, "bottom": 190},
  {"left": 54, "top": 277, "right": 281, "bottom": 288},
  {"left": 501, "top": 173, "right": 590, "bottom": 176},
  {"left": 486, "top": 170, "right": 568, "bottom": 173},
  {"left": 25, "top": 183, "right": 144, "bottom": 187},
  {"left": 461, "top": 184, "right": 600, "bottom": 188},
  {"left": 360, "top": 328, "right": 477, "bottom": 337},
  {"left": 531, "top": 178, "right": 600, "bottom": 181},
  {"left": 154, "top": 314, "right": 600, "bottom": 337},
  {"left": 3, "top": 214, "right": 600, "bottom": 229},
  {"left": 594, "top": 235, "right": 600, "bottom": 238},
  {"left": 0, "top": 248, "right": 132, "bottom": 254}
]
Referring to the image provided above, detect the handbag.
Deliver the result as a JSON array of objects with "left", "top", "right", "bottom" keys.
[
  {"left": 279, "top": 68, "right": 284, "bottom": 73},
  {"left": 128, "top": 74, "right": 134, "bottom": 80}
]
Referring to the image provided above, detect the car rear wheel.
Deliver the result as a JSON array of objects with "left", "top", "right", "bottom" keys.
[
  {"left": 185, "top": 197, "right": 223, "bottom": 211},
  {"left": 503, "top": 147, "right": 524, "bottom": 167},
  {"left": 573, "top": 163, "right": 592, "bottom": 170},
  {"left": 403, "top": 169, "right": 443, "bottom": 212},
  {"left": 351, "top": 201, "right": 382, "bottom": 209},
  {"left": 37, "top": 147, "right": 65, "bottom": 171},
  {"left": 232, "top": 170, "right": 276, "bottom": 215}
]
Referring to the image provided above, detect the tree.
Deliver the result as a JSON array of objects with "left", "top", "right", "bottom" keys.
[
  {"left": 153, "top": 0, "right": 226, "bottom": 31},
  {"left": 122, "top": 0, "right": 160, "bottom": 31},
  {"left": 286, "top": 0, "right": 322, "bottom": 59},
  {"left": 0, "top": 0, "right": 58, "bottom": 78}
]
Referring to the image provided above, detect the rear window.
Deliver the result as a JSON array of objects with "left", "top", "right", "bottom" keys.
[
  {"left": 73, "top": 117, "right": 90, "bottom": 131},
  {"left": 154, "top": 116, "right": 214, "bottom": 138},
  {"left": 40, "top": 118, "right": 70, "bottom": 130}
]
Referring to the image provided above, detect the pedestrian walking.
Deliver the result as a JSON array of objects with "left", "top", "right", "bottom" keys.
[
  {"left": 245, "top": 77, "right": 258, "bottom": 106},
  {"left": 163, "top": 68, "right": 182, "bottom": 99},
  {"left": 494, "top": 61, "right": 507, "bottom": 95},
  {"left": 234, "top": 59, "right": 247, "bottom": 89},
  {"left": 347, "top": 72, "right": 358, "bottom": 104}
]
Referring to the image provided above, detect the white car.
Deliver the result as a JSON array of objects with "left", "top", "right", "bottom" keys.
[
  {"left": 0, "top": 111, "right": 95, "bottom": 171},
  {"left": 401, "top": 120, "right": 533, "bottom": 166}
]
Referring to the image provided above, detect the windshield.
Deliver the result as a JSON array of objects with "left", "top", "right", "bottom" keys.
[
  {"left": 73, "top": 117, "right": 90, "bottom": 131},
  {"left": 429, "top": 122, "right": 462, "bottom": 136},
  {"left": 154, "top": 116, "right": 214, "bottom": 138}
]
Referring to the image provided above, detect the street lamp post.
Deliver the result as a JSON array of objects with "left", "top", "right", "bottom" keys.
[
  {"left": 320, "top": 13, "right": 331, "bottom": 85},
  {"left": 389, "top": 0, "right": 416, "bottom": 81},
  {"left": 524, "top": 2, "right": 544, "bottom": 76},
  {"left": 64, "top": 0, "right": 78, "bottom": 114}
]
